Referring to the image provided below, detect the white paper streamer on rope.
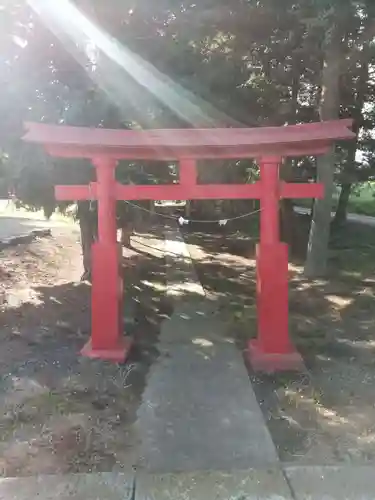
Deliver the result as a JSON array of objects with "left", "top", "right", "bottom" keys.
[
  {"left": 178, "top": 216, "right": 229, "bottom": 226},
  {"left": 178, "top": 216, "right": 189, "bottom": 226}
]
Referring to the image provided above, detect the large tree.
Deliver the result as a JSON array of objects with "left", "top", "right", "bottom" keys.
[
  {"left": 304, "top": 0, "right": 375, "bottom": 276},
  {"left": 1, "top": 0, "right": 375, "bottom": 276}
]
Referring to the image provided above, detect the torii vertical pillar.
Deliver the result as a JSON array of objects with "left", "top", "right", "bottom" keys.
[
  {"left": 248, "top": 156, "right": 304, "bottom": 372},
  {"left": 81, "top": 157, "right": 131, "bottom": 362}
]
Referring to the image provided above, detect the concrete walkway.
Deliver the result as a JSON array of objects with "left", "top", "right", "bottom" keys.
[
  {"left": 135, "top": 224, "right": 279, "bottom": 473},
  {"left": 295, "top": 205, "right": 375, "bottom": 226},
  {"left": 0, "top": 473, "right": 134, "bottom": 500},
  {"left": 2, "top": 464, "right": 375, "bottom": 498}
]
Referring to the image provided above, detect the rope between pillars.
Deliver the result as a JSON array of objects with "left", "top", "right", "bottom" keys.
[{"left": 122, "top": 199, "right": 262, "bottom": 225}]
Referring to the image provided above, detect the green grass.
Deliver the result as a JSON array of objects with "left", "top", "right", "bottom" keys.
[
  {"left": 326, "top": 209, "right": 375, "bottom": 281},
  {"left": 298, "top": 182, "right": 375, "bottom": 217},
  {"left": 347, "top": 184, "right": 375, "bottom": 216}
]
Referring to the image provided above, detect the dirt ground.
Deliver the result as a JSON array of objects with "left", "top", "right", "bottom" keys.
[
  {"left": 183, "top": 218, "right": 375, "bottom": 464},
  {"left": 2, "top": 213, "right": 375, "bottom": 475},
  {"left": 0, "top": 224, "right": 167, "bottom": 477}
]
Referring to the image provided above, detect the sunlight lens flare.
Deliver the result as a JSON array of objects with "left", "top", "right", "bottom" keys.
[{"left": 27, "top": 0, "right": 236, "bottom": 128}]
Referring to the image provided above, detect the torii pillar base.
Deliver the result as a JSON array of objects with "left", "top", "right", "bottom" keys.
[
  {"left": 248, "top": 341, "right": 305, "bottom": 373},
  {"left": 83, "top": 241, "right": 132, "bottom": 363},
  {"left": 81, "top": 337, "right": 133, "bottom": 363},
  {"left": 248, "top": 242, "right": 305, "bottom": 373}
]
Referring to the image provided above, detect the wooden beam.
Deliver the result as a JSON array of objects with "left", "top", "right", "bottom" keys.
[
  {"left": 24, "top": 119, "right": 354, "bottom": 149},
  {"left": 45, "top": 143, "right": 331, "bottom": 160},
  {"left": 114, "top": 183, "right": 263, "bottom": 201},
  {"left": 55, "top": 182, "right": 263, "bottom": 201},
  {"left": 280, "top": 182, "right": 324, "bottom": 199},
  {"left": 55, "top": 181, "right": 324, "bottom": 202}
]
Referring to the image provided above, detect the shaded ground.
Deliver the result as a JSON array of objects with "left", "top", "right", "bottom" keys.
[
  {"left": 183, "top": 217, "right": 375, "bottom": 464},
  {"left": 3, "top": 208, "right": 375, "bottom": 476},
  {"left": 0, "top": 224, "right": 168, "bottom": 477}
]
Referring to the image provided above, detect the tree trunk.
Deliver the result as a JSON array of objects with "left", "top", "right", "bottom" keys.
[
  {"left": 77, "top": 201, "right": 97, "bottom": 281},
  {"left": 120, "top": 224, "right": 132, "bottom": 246},
  {"left": 280, "top": 40, "right": 302, "bottom": 252},
  {"left": 304, "top": 150, "right": 336, "bottom": 276},
  {"left": 332, "top": 183, "right": 351, "bottom": 228},
  {"left": 304, "top": 23, "right": 342, "bottom": 277},
  {"left": 195, "top": 160, "right": 230, "bottom": 220},
  {"left": 280, "top": 198, "right": 296, "bottom": 247},
  {"left": 331, "top": 35, "right": 369, "bottom": 230},
  {"left": 280, "top": 160, "right": 298, "bottom": 250},
  {"left": 79, "top": 217, "right": 93, "bottom": 279}
]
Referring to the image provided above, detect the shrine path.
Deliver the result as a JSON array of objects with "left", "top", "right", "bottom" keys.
[
  {"left": 135, "top": 223, "right": 278, "bottom": 472},
  {"left": 0, "top": 204, "right": 70, "bottom": 243}
]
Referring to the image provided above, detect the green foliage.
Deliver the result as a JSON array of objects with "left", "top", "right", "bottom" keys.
[{"left": 0, "top": 0, "right": 374, "bottom": 222}]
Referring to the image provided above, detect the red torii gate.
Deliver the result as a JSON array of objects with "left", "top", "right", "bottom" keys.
[{"left": 24, "top": 119, "right": 354, "bottom": 372}]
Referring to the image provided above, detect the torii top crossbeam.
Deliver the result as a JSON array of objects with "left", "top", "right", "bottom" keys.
[{"left": 24, "top": 119, "right": 354, "bottom": 160}]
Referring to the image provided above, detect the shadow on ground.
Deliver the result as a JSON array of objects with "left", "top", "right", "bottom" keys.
[
  {"left": 0, "top": 229, "right": 171, "bottom": 477},
  {"left": 182, "top": 218, "right": 375, "bottom": 464}
]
